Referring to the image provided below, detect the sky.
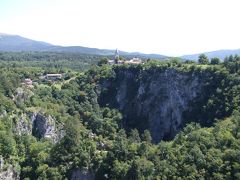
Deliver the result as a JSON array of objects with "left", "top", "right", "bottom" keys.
[{"left": 0, "top": 0, "right": 240, "bottom": 56}]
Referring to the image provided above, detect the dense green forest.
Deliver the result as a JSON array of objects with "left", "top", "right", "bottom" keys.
[
  {"left": 0, "top": 52, "right": 240, "bottom": 179},
  {"left": 0, "top": 52, "right": 103, "bottom": 71}
]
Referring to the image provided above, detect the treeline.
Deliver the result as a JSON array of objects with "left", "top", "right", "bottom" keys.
[{"left": 0, "top": 51, "right": 103, "bottom": 71}]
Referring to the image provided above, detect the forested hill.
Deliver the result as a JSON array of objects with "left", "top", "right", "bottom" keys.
[
  {"left": 0, "top": 34, "right": 52, "bottom": 51},
  {"left": 0, "top": 56, "right": 240, "bottom": 179}
]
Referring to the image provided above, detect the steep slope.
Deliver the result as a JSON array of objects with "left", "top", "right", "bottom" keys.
[
  {"left": 98, "top": 64, "right": 239, "bottom": 143},
  {"left": 100, "top": 68, "right": 202, "bottom": 142}
]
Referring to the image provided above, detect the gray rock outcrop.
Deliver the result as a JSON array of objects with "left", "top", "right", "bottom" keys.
[
  {"left": 14, "top": 112, "right": 62, "bottom": 143},
  {"left": 30, "top": 112, "right": 59, "bottom": 142},
  {"left": 71, "top": 169, "right": 95, "bottom": 180},
  {"left": 0, "top": 166, "right": 18, "bottom": 180},
  {"left": 13, "top": 87, "right": 33, "bottom": 104},
  {"left": 99, "top": 67, "right": 205, "bottom": 143},
  {"left": 14, "top": 114, "right": 32, "bottom": 135},
  {"left": 0, "top": 110, "right": 7, "bottom": 118},
  {"left": 0, "top": 157, "right": 19, "bottom": 180}
]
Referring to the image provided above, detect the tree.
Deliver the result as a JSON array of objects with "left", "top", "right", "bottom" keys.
[
  {"left": 229, "top": 55, "right": 234, "bottom": 62},
  {"left": 0, "top": 131, "right": 16, "bottom": 158},
  {"left": 211, "top": 57, "right": 220, "bottom": 65},
  {"left": 142, "top": 130, "right": 152, "bottom": 143},
  {"left": 64, "top": 118, "right": 82, "bottom": 148},
  {"left": 127, "top": 158, "right": 155, "bottom": 179},
  {"left": 169, "top": 57, "right": 182, "bottom": 65},
  {"left": 129, "top": 129, "right": 141, "bottom": 143},
  {"left": 98, "top": 57, "right": 109, "bottom": 66},
  {"left": 198, "top": 54, "right": 209, "bottom": 64}
]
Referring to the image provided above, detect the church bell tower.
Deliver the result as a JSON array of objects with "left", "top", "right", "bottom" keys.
[{"left": 114, "top": 49, "right": 119, "bottom": 63}]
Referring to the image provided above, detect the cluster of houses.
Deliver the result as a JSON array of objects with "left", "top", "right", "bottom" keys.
[
  {"left": 44, "top": 73, "right": 62, "bottom": 80},
  {"left": 21, "top": 78, "right": 34, "bottom": 88},
  {"left": 108, "top": 49, "right": 143, "bottom": 65},
  {"left": 21, "top": 49, "right": 143, "bottom": 88},
  {"left": 22, "top": 73, "right": 63, "bottom": 88}
]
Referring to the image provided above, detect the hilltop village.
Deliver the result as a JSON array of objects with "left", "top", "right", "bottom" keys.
[
  {"left": 20, "top": 50, "right": 143, "bottom": 89},
  {"left": 108, "top": 49, "right": 143, "bottom": 65}
]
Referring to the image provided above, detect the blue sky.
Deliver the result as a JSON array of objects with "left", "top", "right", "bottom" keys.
[{"left": 1, "top": 0, "right": 240, "bottom": 56}]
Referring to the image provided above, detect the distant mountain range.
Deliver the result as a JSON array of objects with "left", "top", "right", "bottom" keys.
[
  {"left": 181, "top": 49, "right": 240, "bottom": 60},
  {"left": 0, "top": 33, "right": 166, "bottom": 59},
  {"left": 1, "top": 33, "right": 240, "bottom": 60}
]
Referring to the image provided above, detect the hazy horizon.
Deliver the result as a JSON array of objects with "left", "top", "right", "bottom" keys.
[{"left": 1, "top": 0, "right": 240, "bottom": 56}]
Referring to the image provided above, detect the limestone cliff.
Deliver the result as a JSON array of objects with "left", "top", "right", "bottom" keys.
[
  {"left": 99, "top": 66, "right": 207, "bottom": 143},
  {"left": 14, "top": 114, "right": 32, "bottom": 135},
  {"left": 14, "top": 112, "right": 63, "bottom": 143},
  {"left": 30, "top": 112, "right": 59, "bottom": 142},
  {"left": 0, "top": 157, "right": 19, "bottom": 180},
  {"left": 70, "top": 169, "right": 95, "bottom": 180},
  {"left": 0, "top": 166, "right": 19, "bottom": 180}
]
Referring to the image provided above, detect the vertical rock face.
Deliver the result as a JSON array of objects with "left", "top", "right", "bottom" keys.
[
  {"left": 13, "top": 87, "right": 33, "bottom": 104},
  {"left": 0, "top": 166, "right": 19, "bottom": 180},
  {"left": 0, "top": 156, "right": 4, "bottom": 170},
  {"left": 31, "top": 112, "right": 59, "bottom": 142},
  {"left": 99, "top": 67, "right": 204, "bottom": 143},
  {"left": 0, "top": 157, "right": 19, "bottom": 180},
  {"left": 138, "top": 69, "right": 201, "bottom": 142},
  {"left": 14, "top": 114, "right": 32, "bottom": 135},
  {"left": 70, "top": 169, "right": 95, "bottom": 180},
  {"left": 14, "top": 112, "right": 62, "bottom": 143}
]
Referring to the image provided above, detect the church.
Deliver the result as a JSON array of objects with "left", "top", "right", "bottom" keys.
[
  {"left": 108, "top": 49, "right": 124, "bottom": 65},
  {"left": 108, "top": 49, "right": 142, "bottom": 65}
]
